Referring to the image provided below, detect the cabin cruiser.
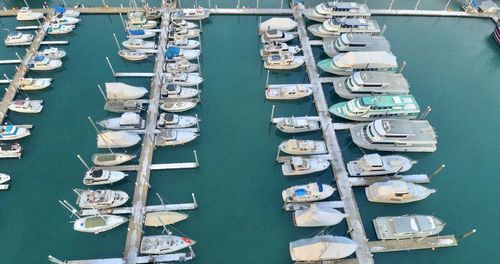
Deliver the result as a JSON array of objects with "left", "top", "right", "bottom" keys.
[
  {"left": 155, "top": 129, "right": 199, "bottom": 146},
  {"left": 126, "top": 29, "right": 156, "bottom": 39},
  {"left": 171, "top": 18, "right": 198, "bottom": 29},
  {"left": 164, "top": 60, "right": 199, "bottom": 73},
  {"left": 282, "top": 182, "right": 335, "bottom": 203},
  {"left": 105, "top": 82, "right": 148, "bottom": 100},
  {"left": 83, "top": 169, "right": 127, "bottom": 186},
  {"left": 160, "top": 84, "right": 198, "bottom": 99},
  {"left": 127, "top": 17, "right": 158, "bottom": 30},
  {"left": 51, "top": 13, "right": 80, "bottom": 25},
  {"left": 350, "top": 119, "right": 438, "bottom": 152},
  {"left": 165, "top": 46, "right": 200, "bottom": 61},
  {"left": 73, "top": 215, "right": 127, "bottom": 234},
  {"left": 104, "top": 100, "right": 146, "bottom": 113},
  {"left": 303, "top": 1, "right": 371, "bottom": 22},
  {"left": 317, "top": 51, "right": 397, "bottom": 75},
  {"left": 97, "top": 131, "right": 141, "bottom": 148},
  {"left": 98, "top": 112, "right": 145, "bottom": 130},
  {"left": 18, "top": 78, "right": 52, "bottom": 91},
  {"left": 365, "top": 180, "right": 436, "bottom": 203},
  {"left": 118, "top": 50, "right": 149, "bottom": 61},
  {"left": 266, "top": 84, "right": 312, "bottom": 100},
  {"left": 122, "top": 39, "right": 156, "bottom": 50},
  {"left": 264, "top": 52, "right": 305, "bottom": 70},
  {"left": 37, "top": 47, "right": 66, "bottom": 59},
  {"left": 276, "top": 117, "right": 320, "bottom": 133},
  {"left": 373, "top": 215, "right": 445, "bottom": 240},
  {"left": 171, "top": 7, "right": 210, "bottom": 20},
  {"left": 261, "top": 29, "right": 295, "bottom": 44},
  {"left": 0, "top": 142, "right": 22, "bottom": 159},
  {"left": 163, "top": 72, "right": 203, "bottom": 86},
  {"left": 92, "top": 153, "right": 136, "bottom": 166},
  {"left": 27, "top": 55, "right": 62, "bottom": 71},
  {"left": 282, "top": 157, "right": 330, "bottom": 176},
  {"left": 76, "top": 189, "right": 129, "bottom": 209},
  {"left": 16, "top": 7, "right": 44, "bottom": 21},
  {"left": 329, "top": 95, "right": 420, "bottom": 121},
  {"left": 168, "top": 26, "right": 200, "bottom": 39},
  {"left": 157, "top": 113, "right": 198, "bottom": 129},
  {"left": 259, "top": 17, "right": 297, "bottom": 33},
  {"left": 168, "top": 38, "right": 200, "bottom": 49},
  {"left": 0, "top": 125, "right": 30, "bottom": 141},
  {"left": 8, "top": 99, "right": 43, "bottom": 113},
  {"left": 333, "top": 72, "right": 410, "bottom": 99},
  {"left": 47, "top": 23, "right": 75, "bottom": 34},
  {"left": 0, "top": 173, "right": 10, "bottom": 184},
  {"left": 290, "top": 235, "right": 358, "bottom": 261},
  {"left": 347, "top": 154, "right": 415, "bottom": 176},
  {"left": 323, "top": 33, "right": 391, "bottom": 57},
  {"left": 293, "top": 204, "right": 347, "bottom": 227},
  {"left": 4, "top": 32, "right": 33, "bottom": 46},
  {"left": 308, "top": 18, "right": 381, "bottom": 38},
  {"left": 279, "top": 139, "right": 327, "bottom": 155},
  {"left": 261, "top": 42, "right": 301, "bottom": 59},
  {"left": 141, "top": 235, "right": 196, "bottom": 254},
  {"left": 160, "top": 101, "right": 197, "bottom": 112},
  {"left": 54, "top": 5, "right": 80, "bottom": 18}
]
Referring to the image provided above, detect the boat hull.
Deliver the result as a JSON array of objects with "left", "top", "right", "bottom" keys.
[
  {"left": 73, "top": 215, "right": 128, "bottom": 234},
  {"left": 92, "top": 153, "right": 136, "bottom": 166}
]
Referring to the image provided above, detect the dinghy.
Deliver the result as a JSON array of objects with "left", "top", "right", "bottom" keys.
[
  {"left": 259, "top": 17, "right": 297, "bottom": 33},
  {"left": 37, "top": 47, "right": 66, "bottom": 59},
  {"left": 159, "top": 101, "right": 197, "bottom": 112},
  {"left": 155, "top": 129, "right": 198, "bottom": 146},
  {"left": 157, "top": 113, "right": 198, "bottom": 129},
  {"left": 293, "top": 204, "right": 347, "bottom": 227},
  {"left": 92, "top": 153, "right": 136, "bottom": 166},
  {"left": 122, "top": 38, "right": 156, "bottom": 50},
  {"left": 17, "top": 78, "right": 52, "bottom": 91},
  {"left": 282, "top": 157, "right": 330, "bottom": 176},
  {"left": 76, "top": 189, "right": 129, "bottom": 209},
  {"left": 290, "top": 235, "right": 358, "bottom": 261},
  {"left": 279, "top": 139, "right": 327, "bottom": 155},
  {"left": 8, "top": 99, "right": 43, "bottom": 113},
  {"left": 105, "top": 83, "right": 148, "bottom": 100},
  {"left": 365, "top": 180, "right": 436, "bottom": 203},
  {"left": 144, "top": 211, "right": 188, "bottom": 226},
  {"left": 163, "top": 73, "right": 203, "bottom": 86},
  {"left": 0, "top": 125, "right": 30, "bottom": 141},
  {"left": 373, "top": 215, "right": 445, "bottom": 240},
  {"left": 161, "top": 84, "right": 198, "bottom": 99},
  {"left": 141, "top": 234, "right": 196, "bottom": 254},
  {"left": 0, "top": 173, "right": 11, "bottom": 184},
  {"left": 83, "top": 169, "right": 127, "bottom": 186},
  {"left": 4, "top": 32, "right": 33, "bottom": 46},
  {"left": 347, "top": 154, "right": 415, "bottom": 176},
  {"left": 16, "top": 7, "right": 44, "bottom": 21},
  {"left": 0, "top": 142, "right": 23, "bottom": 159},
  {"left": 73, "top": 215, "right": 127, "bottom": 234},
  {"left": 98, "top": 112, "right": 145, "bottom": 130},
  {"left": 282, "top": 181, "right": 335, "bottom": 203},
  {"left": 276, "top": 117, "right": 320, "bottom": 133},
  {"left": 266, "top": 84, "right": 312, "bottom": 100},
  {"left": 118, "top": 50, "right": 149, "bottom": 61},
  {"left": 97, "top": 131, "right": 141, "bottom": 148}
]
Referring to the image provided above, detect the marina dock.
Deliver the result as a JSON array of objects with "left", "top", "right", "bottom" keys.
[{"left": 293, "top": 7, "right": 374, "bottom": 263}]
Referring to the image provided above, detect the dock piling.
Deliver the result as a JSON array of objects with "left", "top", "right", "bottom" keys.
[
  {"left": 398, "top": 60, "right": 407, "bottom": 73},
  {"left": 429, "top": 164, "right": 445, "bottom": 179},
  {"left": 415, "top": 0, "right": 422, "bottom": 10},
  {"left": 113, "top": 33, "right": 121, "bottom": 51},
  {"left": 265, "top": 70, "right": 270, "bottom": 87},
  {"left": 192, "top": 193, "right": 198, "bottom": 208},
  {"left": 105, "top": 56, "right": 116, "bottom": 76},
  {"left": 97, "top": 84, "right": 107, "bottom": 101},
  {"left": 459, "top": 229, "right": 477, "bottom": 241},
  {"left": 270, "top": 104, "right": 275, "bottom": 122},
  {"left": 193, "top": 150, "right": 199, "bottom": 167},
  {"left": 76, "top": 154, "right": 90, "bottom": 170},
  {"left": 419, "top": 106, "right": 432, "bottom": 119}
]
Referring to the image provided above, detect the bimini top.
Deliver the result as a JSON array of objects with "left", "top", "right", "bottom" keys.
[
  {"left": 333, "top": 51, "right": 397, "bottom": 68},
  {"left": 165, "top": 46, "right": 181, "bottom": 59}
]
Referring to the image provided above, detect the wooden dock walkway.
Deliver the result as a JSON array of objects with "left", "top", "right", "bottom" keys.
[
  {"left": 0, "top": 14, "right": 52, "bottom": 124},
  {"left": 294, "top": 7, "right": 374, "bottom": 263},
  {"left": 122, "top": 7, "right": 170, "bottom": 264}
]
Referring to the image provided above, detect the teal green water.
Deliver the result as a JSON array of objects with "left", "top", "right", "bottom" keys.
[{"left": 0, "top": 2, "right": 499, "bottom": 264}]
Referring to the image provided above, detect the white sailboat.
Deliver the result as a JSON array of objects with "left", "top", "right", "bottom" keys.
[
  {"left": 91, "top": 152, "right": 136, "bottom": 166},
  {"left": 162, "top": 73, "right": 203, "bottom": 86},
  {"left": 37, "top": 48, "right": 66, "bottom": 59},
  {"left": 141, "top": 234, "right": 196, "bottom": 254},
  {"left": 27, "top": 55, "right": 62, "bottom": 71},
  {"left": 160, "top": 84, "right": 198, "bottom": 99},
  {"left": 155, "top": 129, "right": 198, "bottom": 146},
  {"left": 0, "top": 173, "right": 11, "bottom": 184},
  {"left": 98, "top": 112, "right": 145, "bottom": 130},
  {"left": 17, "top": 78, "right": 52, "bottom": 91},
  {"left": 51, "top": 13, "right": 80, "bottom": 25},
  {"left": 47, "top": 23, "right": 75, "bottom": 35},
  {"left": 73, "top": 215, "right": 128, "bottom": 234},
  {"left": 164, "top": 60, "right": 199, "bottom": 73},
  {"left": 159, "top": 101, "right": 197, "bottom": 112},
  {"left": 118, "top": 50, "right": 149, "bottom": 61},
  {"left": 122, "top": 38, "right": 156, "bottom": 50},
  {"left": 265, "top": 84, "right": 312, "bottom": 100}
]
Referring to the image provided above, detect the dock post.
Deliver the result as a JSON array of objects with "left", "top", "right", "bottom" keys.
[
  {"left": 429, "top": 164, "right": 445, "bottom": 179},
  {"left": 459, "top": 229, "right": 477, "bottom": 241},
  {"left": 389, "top": 0, "right": 395, "bottom": 10},
  {"left": 105, "top": 57, "right": 116, "bottom": 76},
  {"left": 119, "top": 12, "right": 126, "bottom": 30},
  {"left": 192, "top": 193, "right": 198, "bottom": 207},
  {"left": 113, "top": 33, "right": 121, "bottom": 51},
  {"left": 381, "top": 25, "right": 387, "bottom": 36},
  {"left": 266, "top": 70, "right": 270, "bottom": 88},
  {"left": 199, "top": 20, "right": 203, "bottom": 32},
  {"left": 47, "top": 255, "right": 65, "bottom": 264},
  {"left": 418, "top": 106, "right": 432, "bottom": 119},
  {"left": 23, "top": 0, "right": 29, "bottom": 8},
  {"left": 398, "top": 60, "right": 406, "bottom": 73},
  {"left": 195, "top": 114, "right": 200, "bottom": 131},
  {"left": 15, "top": 52, "right": 21, "bottom": 60},
  {"left": 257, "top": 0, "right": 259, "bottom": 9},
  {"left": 97, "top": 84, "right": 107, "bottom": 101},
  {"left": 197, "top": 57, "right": 202, "bottom": 76},
  {"left": 208, "top": 0, "right": 211, "bottom": 8},
  {"left": 270, "top": 104, "right": 275, "bottom": 123},
  {"left": 280, "top": 0, "right": 284, "bottom": 9},
  {"left": 193, "top": 150, "right": 199, "bottom": 167},
  {"left": 415, "top": 0, "right": 422, "bottom": 10},
  {"left": 275, "top": 146, "right": 280, "bottom": 162},
  {"left": 444, "top": 0, "right": 452, "bottom": 10},
  {"left": 76, "top": 154, "right": 90, "bottom": 170}
]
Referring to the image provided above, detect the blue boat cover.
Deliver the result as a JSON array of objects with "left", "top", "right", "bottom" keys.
[
  {"left": 317, "top": 179, "right": 323, "bottom": 192},
  {"left": 34, "top": 55, "right": 45, "bottom": 61},
  {"left": 54, "top": 5, "right": 65, "bottom": 14},
  {"left": 294, "top": 189, "right": 306, "bottom": 196},
  {"left": 127, "top": 30, "right": 145, "bottom": 36},
  {"left": 165, "top": 46, "right": 180, "bottom": 59}
]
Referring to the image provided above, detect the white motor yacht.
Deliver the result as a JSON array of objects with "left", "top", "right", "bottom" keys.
[
  {"left": 8, "top": 99, "right": 43, "bottom": 113},
  {"left": 83, "top": 169, "right": 127, "bottom": 186}
]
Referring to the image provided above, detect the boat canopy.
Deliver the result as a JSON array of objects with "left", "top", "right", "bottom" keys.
[
  {"left": 166, "top": 47, "right": 181, "bottom": 59},
  {"left": 333, "top": 51, "right": 397, "bottom": 68},
  {"left": 54, "top": 5, "right": 65, "bottom": 14},
  {"left": 290, "top": 236, "right": 358, "bottom": 261},
  {"left": 105, "top": 82, "right": 148, "bottom": 100}
]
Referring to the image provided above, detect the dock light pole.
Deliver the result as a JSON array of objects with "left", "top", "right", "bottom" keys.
[
  {"left": 270, "top": 104, "right": 275, "bottom": 123},
  {"left": 76, "top": 154, "right": 90, "bottom": 170},
  {"left": 266, "top": 70, "right": 270, "bottom": 88},
  {"left": 97, "top": 84, "right": 107, "bottom": 101},
  {"left": 23, "top": 0, "right": 29, "bottom": 8},
  {"left": 415, "top": 0, "right": 422, "bottom": 10},
  {"left": 105, "top": 57, "right": 116, "bottom": 76},
  {"left": 281, "top": 0, "right": 284, "bottom": 9},
  {"left": 193, "top": 150, "right": 199, "bottom": 167},
  {"left": 389, "top": 0, "right": 395, "bottom": 10},
  {"left": 459, "top": 229, "right": 477, "bottom": 241},
  {"left": 112, "top": 33, "right": 121, "bottom": 51},
  {"left": 398, "top": 60, "right": 406, "bottom": 73},
  {"left": 418, "top": 106, "right": 431, "bottom": 119},
  {"left": 444, "top": 0, "right": 452, "bottom": 10},
  {"left": 257, "top": 0, "right": 259, "bottom": 9},
  {"left": 429, "top": 164, "right": 445, "bottom": 179}
]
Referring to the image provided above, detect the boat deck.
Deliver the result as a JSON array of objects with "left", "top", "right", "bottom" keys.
[
  {"left": 348, "top": 174, "right": 430, "bottom": 187},
  {"left": 368, "top": 235, "right": 458, "bottom": 253}
]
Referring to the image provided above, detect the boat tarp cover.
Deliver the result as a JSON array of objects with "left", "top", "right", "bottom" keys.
[
  {"left": 294, "top": 206, "right": 346, "bottom": 227},
  {"left": 260, "top": 17, "right": 298, "bottom": 33},
  {"left": 127, "top": 29, "right": 145, "bottom": 35},
  {"left": 290, "top": 235, "right": 358, "bottom": 261},
  {"left": 333, "top": 51, "right": 397, "bottom": 68},
  {"left": 97, "top": 131, "right": 140, "bottom": 148},
  {"left": 54, "top": 6, "right": 65, "bottom": 13},
  {"left": 166, "top": 47, "right": 181, "bottom": 59},
  {"left": 105, "top": 82, "right": 148, "bottom": 100},
  {"left": 120, "top": 112, "right": 141, "bottom": 126},
  {"left": 144, "top": 211, "right": 188, "bottom": 226}
]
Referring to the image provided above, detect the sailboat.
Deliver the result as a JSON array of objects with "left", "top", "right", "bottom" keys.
[{"left": 73, "top": 215, "right": 128, "bottom": 234}]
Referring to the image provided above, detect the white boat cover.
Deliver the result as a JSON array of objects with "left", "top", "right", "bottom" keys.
[
  {"left": 290, "top": 235, "right": 358, "bottom": 261},
  {"left": 105, "top": 82, "right": 148, "bottom": 100},
  {"left": 97, "top": 131, "right": 141, "bottom": 148},
  {"left": 294, "top": 205, "right": 347, "bottom": 227},
  {"left": 259, "top": 17, "right": 298, "bottom": 33},
  {"left": 333, "top": 51, "right": 397, "bottom": 68},
  {"left": 120, "top": 112, "right": 141, "bottom": 126},
  {"left": 144, "top": 211, "right": 188, "bottom": 227}
]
